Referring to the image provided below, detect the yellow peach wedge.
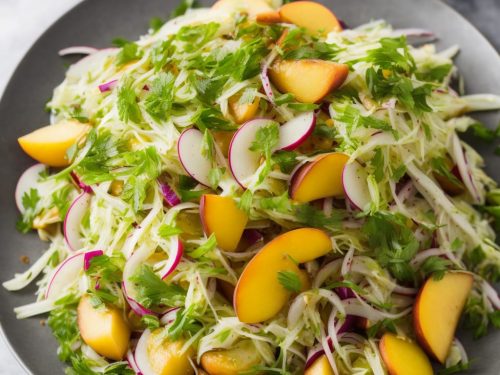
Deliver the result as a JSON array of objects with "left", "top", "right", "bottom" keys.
[
  {"left": 234, "top": 228, "right": 331, "bottom": 323},
  {"left": 228, "top": 95, "right": 260, "bottom": 124},
  {"left": 200, "top": 194, "right": 248, "bottom": 252},
  {"left": 18, "top": 120, "right": 91, "bottom": 167},
  {"left": 77, "top": 295, "right": 130, "bottom": 360},
  {"left": 201, "top": 339, "right": 263, "bottom": 375},
  {"left": 268, "top": 59, "right": 349, "bottom": 103},
  {"left": 379, "top": 333, "right": 433, "bottom": 375},
  {"left": 256, "top": 11, "right": 282, "bottom": 24},
  {"left": 305, "top": 354, "right": 335, "bottom": 375},
  {"left": 413, "top": 271, "right": 473, "bottom": 363},
  {"left": 279, "top": 1, "right": 343, "bottom": 35},
  {"left": 146, "top": 329, "right": 194, "bottom": 375},
  {"left": 289, "top": 153, "right": 349, "bottom": 203}
]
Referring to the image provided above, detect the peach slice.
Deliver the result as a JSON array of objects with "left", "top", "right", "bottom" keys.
[
  {"left": 289, "top": 153, "right": 349, "bottom": 203},
  {"left": 413, "top": 271, "right": 473, "bottom": 363},
  {"left": 77, "top": 295, "right": 130, "bottom": 360},
  {"left": 268, "top": 59, "right": 349, "bottom": 103},
  {"left": 279, "top": 1, "right": 342, "bottom": 35},
  {"left": 234, "top": 228, "right": 331, "bottom": 323},
  {"left": 201, "top": 339, "right": 263, "bottom": 375},
  {"left": 200, "top": 194, "right": 248, "bottom": 252},
  {"left": 146, "top": 329, "right": 194, "bottom": 375},
  {"left": 379, "top": 333, "right": 433, "bottom": 375},
  {"left": 305, "top": 354, "right": 334, "bottom": 375},
  {"left": 18, "top": 120, "right": 91, "bottom": 167},
  {"left": 228, "top": 95, "right": 260, "bottom": 124}
]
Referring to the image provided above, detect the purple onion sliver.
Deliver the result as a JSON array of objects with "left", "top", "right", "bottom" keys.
[
  {"left": 98, "top": 79, "right": 118, "bottom": 93},
  {"left": 242, "top": 229, "right": 263, "bottom": 246},
  {"left": 158, "top": 181, "right": 181, "bottom": 206}
]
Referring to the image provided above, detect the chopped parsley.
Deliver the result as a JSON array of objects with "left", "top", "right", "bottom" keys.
[{"left": 277, "top": 270, "right": 302, "bottom": 293}]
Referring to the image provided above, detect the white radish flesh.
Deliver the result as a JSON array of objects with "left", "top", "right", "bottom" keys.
[
  {"left": 134, "top": 329, "right": 155, "bottom": 375},
  {"left": 342, "top": 161, "right": 371, "bottom": 210},
  {"left": 228, "top": 118, "right": 277, "bottom": 188},
  {"left": 278, "top": 112, "right": 316, "bottom": 151},
  {"left": 64, "top": 192, "right": 92, "bottom": 252},
  {"left": 177, "top": 128, "right": 213, "bottom": 187},
  {"left": 15, "top": 164, "right": 46, "bottom": 213}
]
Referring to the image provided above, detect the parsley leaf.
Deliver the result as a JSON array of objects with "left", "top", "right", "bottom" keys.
[
  {"left": 16, "top": 188, "right": 41, "bottom": 233},
  {"left": 188, "top": 233, "right": 217, "bottom": 259},
  {"left": 167, "top": 305, "right": 203, "bottom": 340},
  {"left": 170, "top": 0, "right": 199, "bottom": 19},
  {"left": 365, "top": 37, "right": 415, "bottom": 74},
  {"left": 117, "top": 78, "right": 142, "bottom": 124},
  {"left": 277, "top": 270, "right": 302, "bottom": 292},
  {"left": 295, "top": 204, "right": 342, "bottom": 229},
  {"left": 416, "top": 64, "right": 452, "bottom": 83},
  {"left": 130, "top": 265, "right": 186, "bottom": 309},
  {"left": 48, "top": 305, "right": 79, "bottom": 362},
  {"left": 144, "top": 72, "right": 176, "bottom": 121},
  {"left": 238, "top": 190, "right": 253, "bottom": 214},
  {"left": 469, "top": 122, "right": 500, "bottom": 142},
  {"left": 249, "top": 121, "right": 280, "bottom": 184},
  {"left": 149, "top": 17, "right": 165, "bottom": 33},
  {"left": 431, "top": 157, "right": 462, "bottom": 186},
  {"left": 272, "top": 151, "right": 298, "bottom": 174},
  {"left": 419, "top": 256, "right": 452, "bottom": 281},
  {"left": 115, "top": 42, "right": 143, "bottom": 66}
]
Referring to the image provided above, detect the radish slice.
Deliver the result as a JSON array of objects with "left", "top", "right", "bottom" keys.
[
  {"left": 126, "top": 349, "right": 142, "bottom": 375},
  {"left": 305, "top": 343, "right": 325, "bottom": 369},
  {"left": 64, "top": 192, "right": 92, "bottom": 252},
  {"left": 160, "top": 307, "right": 181, "bottom": 325},
  {"left": 159, "top": 237, "right": 183, "bottom": 279},
  {"left": 342, "top": 161, "right": 371, "bottom": 210},
  {"left": 450, "top": 133, "right": 482, "bottom": 204},
  {"left": 228, "top": 118, "right": 278, "bottom": 188},
  {"left": 15, "top": 164, "right": 46, "bottom": 213},
  {"left": 45, "top": 250, "right": 100, "bottom": 300},
  {"left": 177, "top": 128, "right": 212, "bottom": 187},
  {"left": 58, "top": 46, "right": 98, "bottom": 56},
  {"left": 134, "top": 329, "right": 155, "bottom": 375},
  {"left": 98, "top": 79, "right": 118, "bottom": 93},
  {"left": 158, "top": 181, "right": 181, "bottom": 206},
  {"left": 123, "top": 245, "right": 157, "bottom": 316},
  {"left": 83, "top": 250, "right": 104, "bottom": 271},
  {"left": 277, "top": 112, "right": 316, "bottom": 151},
  {"left": 70, "top": 171, "right": 92, "bottom": 193}
]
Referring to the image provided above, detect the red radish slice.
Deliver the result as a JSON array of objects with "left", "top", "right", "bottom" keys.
[
  {"left": 58, "top": 46, "right": 98, "bottom": 56},
  {"left": 45, "top": 250, "right": 100, "bottom": 300},
  {"left": 126, "top": 349, "right": 142, "bottom": 375},
  {"left": 342, "top": 161, "right": 371, "bottom": 210},
  {"left": 98, "top": 79, "right": 118, "bottom": 93},
  {"left": 158, "top": 181, "right": 181, "bottom": 206},
  {"left": 15, "top": 164, "right": 46, "bottom": 213},
  {"left": 70, "top": 171, "right": 92, "bottom": 193},
  {"left": 177, "top": 128, "right": 212, "bottom": 187},
  {"left": 83, "top": 250, "right": 104, "bottom": 271},
  {"left": 450, "top": 133, "right": 482, "bottom": 204},
  {"left": 159, "top": 237, "right": 183, "bottom": 279},
  {"left": 260, "top": 50, "right": 278, "bottom": 104},
  {"left": 134, "top": 329, "right": 155, "bottom": 375},
  {"left": 228, "top": 118, "right": 278, "bottom": 188},
  {"left": 160, "top": 307, "right": 181, "bottom": 325},
  {"left": 305, "top": 343, "right": 325, "bottom": 369},
  {"left": 123, "top": 245, "right": 157, "bottom": 316},
  {"left": 277, "top": 112, "right": 316, "bottom": 151},
  {"left": 64, "top": 192, "right": 92, "bottom": 252}
]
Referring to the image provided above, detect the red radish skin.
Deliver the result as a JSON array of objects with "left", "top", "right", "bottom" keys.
[
  {"left": 83, "top": 250, "right": 104, "bottom": 271},
  {"left": 134, "top": 329, "right": 156, "bottom": 375},
  {"left": 160, "top": 238, "right": 183, "bottom": 279}
]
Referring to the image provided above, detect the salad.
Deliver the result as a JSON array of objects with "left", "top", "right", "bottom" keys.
[{"left": 4, "top": 0, "right": 500, "bottom": 374}]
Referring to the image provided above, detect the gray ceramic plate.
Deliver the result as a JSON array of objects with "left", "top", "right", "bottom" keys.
[{"left": 0, "top": 0, "right": 499, "bottom": 374}]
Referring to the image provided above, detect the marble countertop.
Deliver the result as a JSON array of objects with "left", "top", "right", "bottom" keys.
[{"left": 0, "top": 0, "right": 498, "bottom": 374}]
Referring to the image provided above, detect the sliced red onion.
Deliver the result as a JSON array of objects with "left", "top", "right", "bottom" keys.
[
  {"left": 123, "top": 282, "right": 157, "bottom": 317},
  {"left": 58, "top": 46, "right": 98, "bottom": 56},
  {"left": 126, "top": 349, "right": 142, "bottom": 375},
  {"left": 83, "top": 250, "right": 104, "bottom": 271},
  {"left": 98, "top": 79, "right": 118, "bottom": 93},
  {"left": 338, "top": 332, "right": 366, "bottom": 345},
  {"left": 391, "top": 284, "right": 418, "bottom": 296},
  {"left": 159, "top": 237, "right": 183, "bottom": 280},
  {"left": 341, "top": 247, "right": 355, "bottom": 276},
  {"left": 482, "top": 281, "right": 500, "bottom": 310},
  {"left": 134, "top": 329, "right": 155, "bottom": 375},
  {"left": 158, "top": 181, "right": 181, "bottom": 206},
  {"left": 64, "top": 191, "right": 92, "bottom": 252},
  {"left": 305, "top": 343, "right": 325, "bottom": 369},
  {"left": 70, "top": 171, "right": 92, "bottom": 193},
  {"left": 450, "top": 133, "right": 482, "bottom": 204},
  {"left": 397, "top": 180, "right": 416, "bottom": 203},
  {"left": 15, "top": 164, "right": 46, "bottom": 213},
  {"left": 160, "top": 307, "right": 181, "bottom": 325},
  {"left": 242, "top": 229, "right": 264, "bottom": 246},
  {"left": 382, "top": 98, "right": 396, "bottom": 109},
  {"left": 342, "top": 298, "right": 411, "bottom": 321},
  {"left": 45, "top": 251, "right": 98, "bottom": 300},
  {"left": 260, "top": 49, "right": 279, "bottom": 104}
]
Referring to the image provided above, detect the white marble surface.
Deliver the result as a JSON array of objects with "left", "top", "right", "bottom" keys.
[{"left": 0, "top": 2, "right": 82, "bottom": 373}]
